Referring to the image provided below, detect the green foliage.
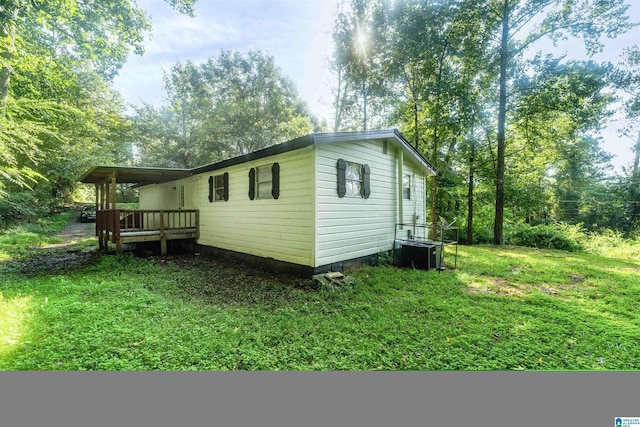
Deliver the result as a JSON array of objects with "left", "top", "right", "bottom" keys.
[
  {"left": 0, "top": 191, "right": 49, "bottom": 226},
  {"left": 506, "top": 223, "right": 582, "bottom": 252},
  {"left": 329, "top": 0, "right": 634, "bottom": 244},
  {"left": 0, "top": 0, "right": 195, "bottom": 222},
  {"left": 0, "top": 210, "right": 72, "bottom": 260},
  {"left": 500, "top": 222, "right": 640, "bottom": 259},
  {"left": 133, "top": 50, "right": 322, "bottom": 167}
]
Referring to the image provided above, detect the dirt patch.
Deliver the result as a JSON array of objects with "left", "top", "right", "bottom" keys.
[
  {"left": 5, "top": 248, "right": 100, "bottom": 276},
  {"left": 41, "top": 208, "right": 95, "bottom": 249},
  {"left": 2, "top": 208, "right": 99, "bottom": 276},
  {"left": 465, "top": 277, "right": 527, "bottom": 296}
]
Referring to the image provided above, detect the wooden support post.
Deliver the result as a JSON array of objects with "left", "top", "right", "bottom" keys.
[
  {"left": 110, "top": 175, "right": 117, "bottom": 210},
  {"left": 159, "top": 210, "right": 166, "bottom": 256},
  {"left": 101, "top": 183, "right": 106, "bottom": 210},
  {"left": 98, "top": 183, "right": 105, "bottom": 250},
  {"left": 94, "top": 184, "right": 99, "bottom": 237},
  {"left": 105, "top": 180, "right": 110, "bottom": 209}
]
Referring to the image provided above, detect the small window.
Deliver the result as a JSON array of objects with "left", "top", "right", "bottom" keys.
[
  {"left": 345, "top": 161, "right": 363, "bottom": 197},
  {"left": 214, "top": 175, "right": 225, "bottom": 201},
  {"left": 178, "top": 182, "right": 185, "bottom": 208},
  {"left": 256, "top": 165, "right": 273, "bottom": 199},
  {"left": 403, "top": 173, "right": 411, "bottom": 200},
  {"left": 209, "top": 173, "right": 229, "bottom": 202},
  {"left": 250, "top": 163, "right": 279, "bottom": 200},
  {"left": 337, "top": 159, "right": 370, "bottom": 199}
]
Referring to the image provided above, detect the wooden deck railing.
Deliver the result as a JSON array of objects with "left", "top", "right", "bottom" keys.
[{"left": 96, "top": 209, "right": 199, "bottom": 254}]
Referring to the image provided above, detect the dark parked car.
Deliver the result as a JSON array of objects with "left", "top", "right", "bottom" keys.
[{"left": 79, "top": 206, "right": 96, "bottom": 223}]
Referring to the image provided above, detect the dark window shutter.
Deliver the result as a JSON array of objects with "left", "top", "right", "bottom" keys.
[
  {"left": 248, "top": 168, "right": 255, "bottom": 200},
  {"left": 337, "top": 158, "right": 346, "bottom": 198},
  {"left": 271, "top": 162, "right": 280, "bottom": 199},
  {"left": 362, "top": 164, "right": 371, "bottom": 199},
  {"left": 208, "top": 176, "right": 214, "bottom": 202},
  {"left": 223, "top": 172, "right": 229, "bottom": 201}
]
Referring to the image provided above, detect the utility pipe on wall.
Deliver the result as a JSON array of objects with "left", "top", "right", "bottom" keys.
[{"left": 398, "top": 148, "right": 403, "bottom": 230}]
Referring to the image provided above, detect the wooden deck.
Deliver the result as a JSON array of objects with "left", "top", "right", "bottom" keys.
[{"left": 96, "top": 209, "right": 199, "bottom": 255}]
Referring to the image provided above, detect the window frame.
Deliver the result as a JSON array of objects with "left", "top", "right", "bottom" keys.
[
  {"left": 337, "top": 158, "right": 370, "bottom": 199},
  {"left": 255, "top": 164, "right": 273, "bottom": 200},
  {"left": 403, "top": 173, "right": 411, "bottom": 200},
  {"left": 214, "top": 174, "right": 225, "bottom": 201},
  {"left": 209, "top": 173, "right": 229, "bottom": 202},
  {"left": 344, "top": 160, "right": 364, "bottom": 198}
]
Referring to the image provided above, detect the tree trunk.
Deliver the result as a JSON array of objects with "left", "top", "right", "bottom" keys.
[
  {"left": 414, "top": 101, "right": 419, "bottom": 150},
  {"left": 333, "top": 65, "right": 346, "bottom": 132},
  {"left": 494, "top": 1, "right": 509, "bottom": 245},
  {"left": 430, "top": 126, "right": 439, "bottom": 240},
  {"left": 0, "top": 6, "right": 18, "bottom": 105},
  {"left": 429, "top": 45, "right": 448, "bottom": 240},
  {"left": 633, "top": 130, "right": 640, "bottom": 179},
  {"left": 467, "top": 135, "right": 475, "bottom": 245},
  {"left": 362, "top": 79, "right": 367, "bottom": 131},
  {"left": 630, "top": 131, "right": 640, "bottom": 224}
]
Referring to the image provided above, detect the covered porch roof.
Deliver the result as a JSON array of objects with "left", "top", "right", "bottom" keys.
[{"left": 79, "top": 166, "right": 192, "bottom": 186}]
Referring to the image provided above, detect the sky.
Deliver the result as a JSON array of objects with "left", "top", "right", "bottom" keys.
[{"left": 112, "top": 0, "right": 640, "bottom": 173}]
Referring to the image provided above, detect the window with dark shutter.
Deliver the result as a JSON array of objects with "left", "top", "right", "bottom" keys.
[
  {"left": 213, "top": 175, "right": 226, "bottom": 201},
  {"left": 337, "top": 159, "right": 346, "bottom": 198},
  {"left": 362, "top": 164, "right": 371, "bottom": 199},
  {"left": 338, "top": 159, "right": 369, "bottom": 198},
  {"left": 208, "top": 176, "right": 214, "bottom": 202},
  {"left": 223, "top": 172, "right": 229, "bottom": 201},
  {"left": 271, "top": 163, "right": 280, "bottom": 199},
  {"left": 255, "top": 164, "right": 273, "bottom": 199},
  {"left": 248, "top": 168, "right": 256, "bottom": 200}
]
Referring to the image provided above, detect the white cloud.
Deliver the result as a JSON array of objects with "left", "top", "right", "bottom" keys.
[
  {"left": 115, "top": 0, "right": 339, "bottom": 121},
  {"left": 144, "top": 14, "right": 241, "bottom": 56}
]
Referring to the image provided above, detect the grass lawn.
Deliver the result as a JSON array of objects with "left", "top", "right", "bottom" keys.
[{"left": 1, "top": 211, "right": 639, "bottom": 370}]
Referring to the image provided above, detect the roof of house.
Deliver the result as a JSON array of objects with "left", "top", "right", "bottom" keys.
[
  {"left": 78, "top": 166, "right": 192, "bottom": 185},
  {"left": 79, "top": 129, "right": 436, "bottom": 186},
  {"left": 192, "top": 129, "right": 436, "bottom": 175}
]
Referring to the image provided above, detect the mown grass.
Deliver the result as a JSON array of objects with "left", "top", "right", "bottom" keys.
[{"left": 1, "top": 212, "right": 639, "bottom": 370}]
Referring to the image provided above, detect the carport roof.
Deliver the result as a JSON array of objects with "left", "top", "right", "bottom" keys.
[{"left": 78, "top": 166, "right": 192, "bottom": 186}]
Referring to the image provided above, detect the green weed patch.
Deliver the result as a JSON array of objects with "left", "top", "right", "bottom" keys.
[{"left": 1, "top": 214, "right": 639, "bottom": 370}]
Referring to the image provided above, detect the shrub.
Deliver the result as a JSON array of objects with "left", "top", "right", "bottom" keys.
[
  {"left": 506, "top": 223, "right": 582, "bottom": 252},
  {"left": 0, "top": 192, "right": 49, "bottom": 226}
]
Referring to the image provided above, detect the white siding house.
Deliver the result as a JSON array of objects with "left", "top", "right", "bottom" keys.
[{"left": 133, "top": 129, "right": 435, "bottom": 274}]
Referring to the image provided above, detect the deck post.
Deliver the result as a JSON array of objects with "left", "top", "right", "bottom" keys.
[
  {"left": 159, "top": 210, "right": 167, "bottom": 256},
  {"left": 110, "top": 175, "right": 117, "bottom": 210},
  {"left": 105, "top": 180, "right": 110, "bottom": 209},
  {"left": 94, "top": 184, "right": 99, "bottom": 237}
]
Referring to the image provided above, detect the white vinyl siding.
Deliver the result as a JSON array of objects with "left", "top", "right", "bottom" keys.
[
  {"left": 182, "top": 146, "right": 314, "bottom": 266},
  {"left": 315, "top": 140, "right": 398, "bottom": 266},
  {"left": 138, "top": 182, "right": 177, "bottom": 210}
]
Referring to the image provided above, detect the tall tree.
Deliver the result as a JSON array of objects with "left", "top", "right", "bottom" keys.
[
  {"left": 611, "top": 45, "right": 640, "bottom": 227},
  {"left": 378, "top": 0, "right": 494, "bottom": 234},
  {"left": 331, "top": 0, "right": 391, "bottom": 131},
  {"left": 133, "top": 50, "right": 320, "bottom": 168},
  {"left": 488, "top": 0, "right": 632, "bottom": 244},
  {"left": 0, "top": 0, "right": 196, "bottom": 197}
]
